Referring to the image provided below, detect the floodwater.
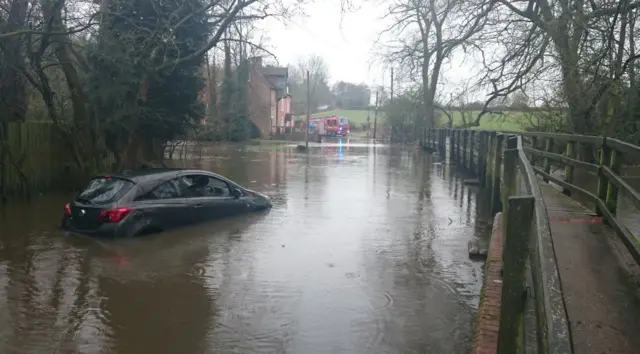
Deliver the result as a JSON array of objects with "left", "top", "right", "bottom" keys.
[{"left": 0, "top": 138, "right": 487, "bottom": 354}]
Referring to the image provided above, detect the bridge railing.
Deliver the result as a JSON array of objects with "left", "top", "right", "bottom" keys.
[
  {"left": 515, "top": 132, "right": 640, "bottom": 264},
  {"left": 423, "top": 128, "right": 575, "bottom": 354},
  {"left": 424, "top": 128, "right": 640, "bottom": 263}
]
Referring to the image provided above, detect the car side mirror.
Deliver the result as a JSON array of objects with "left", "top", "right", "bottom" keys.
[{"left": 232, "top": 188, "right": 242, "bottom": 198}]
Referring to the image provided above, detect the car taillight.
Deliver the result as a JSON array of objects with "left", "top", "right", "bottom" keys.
[
  {"left": 98, "top": 208, "right": 132, "bottom": 223},
  {"left": 64, "top": 203, "right": 72, "bottom": 217}
]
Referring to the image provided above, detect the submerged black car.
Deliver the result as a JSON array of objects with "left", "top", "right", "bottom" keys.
[{"left": 61, "top": 168, "right": 272, "bottom": 237}]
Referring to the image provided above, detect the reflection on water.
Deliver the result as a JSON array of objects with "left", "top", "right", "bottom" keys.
[{"left": 0, "top": 139, "right": 486, "bottom": 354}]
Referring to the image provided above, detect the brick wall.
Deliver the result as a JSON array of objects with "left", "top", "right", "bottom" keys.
[
  {"left": 279, "top": 95, "right": 291, "bottom": 115},
  {"left": 197, "top": 60, "right": 276, "bottom": 138},
  {"left": 249, "top": 67, "right": 274, "bottom": 138},
  {"left": 472, "top": 212, "right": 504, "bottom": 354},
  {"left": 270, "top": 90, "right": 277, "bottom": 129}
]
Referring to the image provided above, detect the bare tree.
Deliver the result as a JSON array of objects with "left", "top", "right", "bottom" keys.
[
  {"left": 379, "top": 0, "right": 494, "bottom": 131},
  {"left": 2, "top": 0, "right": 301, "bottom": 172},
  {"left": 483, "top": 0, "right": 640, "bottom": 137},
  {"left": 289, "top": 54, "right": 331, "bottom": 114}
]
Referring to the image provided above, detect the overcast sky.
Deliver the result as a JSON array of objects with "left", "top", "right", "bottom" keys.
[
  {"left": 259, "top": 1, "right": 385, "bottom": 85},
  {"left": 257, "top": 0, "right": 482, "bottom": 99}
]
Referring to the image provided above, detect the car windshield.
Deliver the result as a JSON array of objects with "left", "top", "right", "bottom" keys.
[
  {"left": 76, "top": 177, "right": 134, "bottom": 205},
  {"left": 339, "top": 119, "right": 348, "bottom": 125}
]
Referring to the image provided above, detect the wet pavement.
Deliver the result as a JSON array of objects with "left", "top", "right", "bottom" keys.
[
  {"left": 540, "top": 182, "right": 640, "bottom": 354},
  {"left": 0, "top": 139, "right": 487, "bottom": 354},
  {"left": 548, "top": 166, "right": 640, "bottom": 237}
]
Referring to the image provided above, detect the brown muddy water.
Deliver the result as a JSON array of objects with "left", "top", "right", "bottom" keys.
[{"left": 0, "top": 138, "right": 488, "bottom": 354}]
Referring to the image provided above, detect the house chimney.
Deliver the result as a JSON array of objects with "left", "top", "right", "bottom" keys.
[{"left": 252, "top": 56, "right": 262, "bottom": 69}]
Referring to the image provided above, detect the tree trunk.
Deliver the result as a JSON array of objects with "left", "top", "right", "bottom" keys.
[
  {"left": 41, "top": 0, "right": 101, "bottom": 178},
  {"left": 121, "top": 133, "right": 167, "bottom": 169},
  {"left": 0, "top": 0, "right": 29, "bottom": 122}
]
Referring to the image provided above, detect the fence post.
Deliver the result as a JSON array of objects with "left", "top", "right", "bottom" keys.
[
  {"left": 530, "top": 136, "right": 538, "bottom": 166},
  {"left": 477, "top": 131, "right": 486, "bottom": 183},
  {"left": 462, "top": 130, "right": 469, "bottom": 170},
  {"left": 486, "top": 132, "right": 496, "bottom": 189},
  {"left": 498, "top": 196, "right": 535, "bottom": 354},
  {"left": 458, "top": 129, "right": 462, "bottom": 163},
  {"left": 596, "top": 140, "right": 611, "bottom": 216},
  {"left": 491, "top": 133, "right": 505, "bottom": 215},
  {"left": 447, "top": 129, "right": 453, "bottom": 162},
  {"left": 451, "top": 130, "right": 456, "bottom": 162},
  {"left": 482, "top": 131, "right": 490, "bottom": 188},
  {"left": 453, "top": 130, "right": 458, "bottom": 163},
  {"left": 502, "top": 135, "right": 518, "bottom": 218},
  {"left": 451, "top": 129, "right": 457, "bottom": 162},
  {"left": 606, "top": 148, "right": 621, "bottom": 215},
  {"left": 432, "top": 129, "right": 437, "bottom": 150},
  {"left": 542, "top": 137, "right": 554, "bottom": 183},
  {"left": 563, "top": 141, "right": 576, "bottom": 196},
  {"left": 469, "top": 130, "right": 476, "bottom": 174}
]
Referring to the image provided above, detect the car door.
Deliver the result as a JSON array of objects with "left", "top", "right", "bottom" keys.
[
  {"left": 225, "top": 183, "right": 252, "bottom": 215},
  {"left": 134, "top": 178, "right": 189, "bottom": 230},
  {"left": 181, "top": 174, "right": 245, "bottom": 222}
]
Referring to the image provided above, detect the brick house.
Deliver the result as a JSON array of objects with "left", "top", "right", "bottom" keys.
[
  {"left": 198, "top": 57, "right": 291, "bottom": 138},
  {"left": 250, "top": 57, "right": 291, "bottom": 136}
]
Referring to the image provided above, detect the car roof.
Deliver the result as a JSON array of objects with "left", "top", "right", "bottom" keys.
[{"left": 102, "top": 168, "right": 233, "bottom": 185}]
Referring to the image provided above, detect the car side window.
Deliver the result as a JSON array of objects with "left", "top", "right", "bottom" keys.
[
  {"left": 137, "top": 179, "right": 183, "bottom": 200},
  {"left": 181, "top": 175, "right": 231, "bottom": 198}
]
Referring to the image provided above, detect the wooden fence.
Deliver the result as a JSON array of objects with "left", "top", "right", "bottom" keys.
[
  {"left": 0, "top": 121, "right": 71, "bottom": 197},
  {"left": 521, "top": 132, "right": 640, "bottom": 264},
  {"left": 424, "top": 128, "right": 575, "bottom": 354}
]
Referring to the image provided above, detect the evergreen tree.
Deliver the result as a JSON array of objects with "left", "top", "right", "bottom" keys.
[
  {"left": 229, "top": 59, "right": 250, "bottom": 141},
  {"left": 206, "top": 52, "right": 218, "bottom": 123},
  {"left": 219, "top": 41, "right": 235, "bottom": 139},
  {"left": 85, "top": 0, "right": 208, "bottom": 164}
]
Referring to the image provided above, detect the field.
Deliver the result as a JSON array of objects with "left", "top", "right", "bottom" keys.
[
  {"left": 305, "top": 109, "right": 528, "bottom": 131},
  {"left": 440, "top": 111, "right": 527, "bottom": 131}
]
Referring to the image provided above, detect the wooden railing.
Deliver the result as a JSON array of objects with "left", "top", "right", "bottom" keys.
[
  {"left": 424, "top": 128, "right": 640, "bottom": 262},
  {"left": 424, "top": 128, "right": 577, "bottom": 354},
  {"left": 519, "top": 133, "right": 640, "bottom": 264}
]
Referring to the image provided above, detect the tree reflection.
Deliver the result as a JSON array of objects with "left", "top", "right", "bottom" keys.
[{"left": 98, "top": 214, "right": 267, "bottom": 354}]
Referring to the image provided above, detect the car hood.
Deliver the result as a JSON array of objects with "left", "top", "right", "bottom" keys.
[{"left": 246, "top": 189, "right": 272, "bottom": 206}]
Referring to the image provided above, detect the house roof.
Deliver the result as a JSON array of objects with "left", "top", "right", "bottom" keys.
[
  {"left": 261, "top": 66, "right": 288, "bottom": 77},
  {"left": 206, "top": 63, "right": 289, "bottom": 96},
  {"left": 258, "top": 66, "right": 288, "bottom": 97}
]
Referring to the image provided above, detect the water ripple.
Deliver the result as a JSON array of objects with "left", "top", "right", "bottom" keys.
[{"left": 0, "top": 141, "right": 484, "bottom": 354}]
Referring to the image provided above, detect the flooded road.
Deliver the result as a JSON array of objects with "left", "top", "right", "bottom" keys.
[{"left": 0, "top": 139, "right": 486, "bottom": 354}]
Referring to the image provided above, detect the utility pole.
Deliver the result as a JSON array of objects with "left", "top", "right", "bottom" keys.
[
  {"left": 305, "top": 70, "right": 310, "bottom": 148},
  {"left": 373, "top": 90, "right": 379, "bottom": 140}
]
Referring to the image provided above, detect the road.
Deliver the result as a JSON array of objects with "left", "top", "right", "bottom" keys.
[{"left": 0, "top": 139, "right": 487, "bottom": 354}]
